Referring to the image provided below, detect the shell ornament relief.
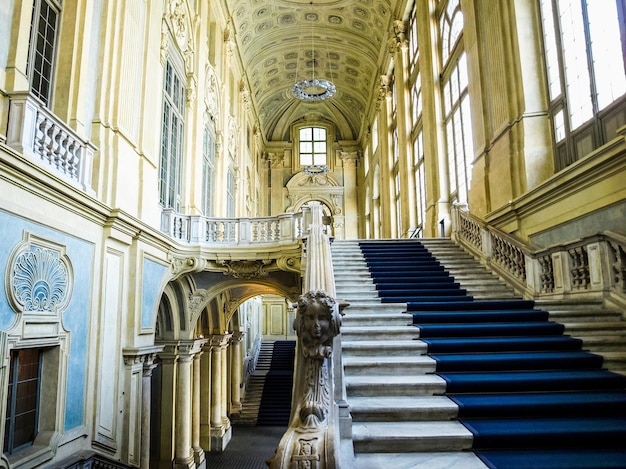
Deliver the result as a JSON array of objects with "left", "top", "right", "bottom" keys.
[{"left": 11, "top": 246, "right": 71, "bottom": 314}]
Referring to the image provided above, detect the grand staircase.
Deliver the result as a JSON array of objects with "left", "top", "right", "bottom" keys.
[
  {"left": 332, "top": 238, "right": 626, "bottom": 469},
  {"left": 234, "top": 340, "right": 295, "bottom": 427}
]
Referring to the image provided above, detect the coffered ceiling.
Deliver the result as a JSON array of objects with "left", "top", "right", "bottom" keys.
[{"left": 225, "top": 0, "right": 404, "bottom": 143}]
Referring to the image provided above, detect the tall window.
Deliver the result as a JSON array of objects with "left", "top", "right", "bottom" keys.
[
  {"left": 439, "top": 0, "right": 474, "bottom": 205},
  {"left": 159, "top": 60, "right": 186, "bottom": 211},
  {"left": 409, "top": 3, "right": 427, "bottom": 236},
  {"left": 299, "top": 127, "right": 327, "bottom": 167},
  {"left": 540, "top": 0, "right": 626, "bottom": 169},
  {"left": 202, "top": 123, "right": 216, "bottom": 216},
  {"left": 226, "top": 163, "right": 235, "bottom": 217},
  {"left": 4, "top": 349, "right": 42, "bottom": 454},
  {"left": 27, "top": 0, "right": 61, "bottom": 107}
]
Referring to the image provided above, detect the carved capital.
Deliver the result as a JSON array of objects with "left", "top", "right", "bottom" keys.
[
  {"left": 230, "top": 331, "right": 245, "bottom": 344},
  {"left": 340, "top": 151, "right": 359, "bottom": 167},
  {"left": 210, "top": 333, "right": 232, "bottom": 350}
]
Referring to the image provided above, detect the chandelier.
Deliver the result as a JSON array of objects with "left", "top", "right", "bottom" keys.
[{"left": 292, "top": 5, "right": 336, "bottom": 102}]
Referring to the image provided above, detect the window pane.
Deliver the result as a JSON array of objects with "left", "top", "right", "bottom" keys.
[
  {"left": 28, "top": 0, "right": 59, "bottom": 106},
  {"left": 559, "top": 0, "right": 593, "bottom": 128},
  {"left": 300, "top": 142, "right": 312, "bottom": 153},
  {"left": 313, "top": 153, "right": 326, "bottom": 165},
  {"left": 4, "top": 349, "right": 41, "bottom": 453},
  {"left": 554, "top": 109, "right": 566, "bottom": 142},
  {"left": 300, "top": 127, "right": 312, "bottom": 140},
  {"left": 313, "top": 127, "right": 326, "bottom": 140},
  {"left": 586, "top": 0, "right": 626, "bottom": 109},
  {"left": 159, "top": 60, "right": 185, "bottom": 209}
]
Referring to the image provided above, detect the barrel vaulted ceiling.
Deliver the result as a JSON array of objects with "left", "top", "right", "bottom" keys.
[{"left": 224, "top": 0, "right": 404, "bottom": 142}]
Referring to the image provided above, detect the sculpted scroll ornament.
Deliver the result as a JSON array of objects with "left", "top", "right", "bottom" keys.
[{"left": 8, "top": 243, "right": 72, "bottom": 314}]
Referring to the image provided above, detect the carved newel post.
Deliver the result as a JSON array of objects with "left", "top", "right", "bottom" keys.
[{"left": 267, "top": 290, "right": 342, "bottom": 469}]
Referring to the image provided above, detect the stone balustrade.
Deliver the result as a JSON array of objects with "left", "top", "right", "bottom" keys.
[
  {"left": 451, "top": 205, "right": 626, "bottom": 307},
  {"left": 161, "top": 209, "right": 305, "bottom": 245},
  {"left": 6, "top": 92, "right": 95, "bottom": 193}
]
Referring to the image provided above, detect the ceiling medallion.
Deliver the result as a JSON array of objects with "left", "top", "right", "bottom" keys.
[
  {"left": 302, "top": 164, "right": 329, "bottom": 175},
  {"left": 292, "top": 78, "right": 336, "bottom": 101}
]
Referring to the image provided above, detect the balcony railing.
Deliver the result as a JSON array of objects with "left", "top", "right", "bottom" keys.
[
  {"left": 6, "top": 92, "right": 95, "bottom": 193},
  {"left": 161, "top": 209, "right": 305, "bottom": 245}
]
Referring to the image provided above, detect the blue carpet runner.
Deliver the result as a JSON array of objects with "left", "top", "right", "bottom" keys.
[
  {"left": 359, "top": 240, "right": 626, "bottom": 469},
  {"left": 256, "top": 341, "right": 295, "bottom": 426}
]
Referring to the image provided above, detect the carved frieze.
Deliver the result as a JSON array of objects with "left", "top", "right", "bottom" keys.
[{"left": 216, "top": 259, "right": 271, "bottom": 279}]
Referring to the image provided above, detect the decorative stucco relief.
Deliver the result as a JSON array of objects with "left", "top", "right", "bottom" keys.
[{"left": 6, "top": 234, "right": 73, "bottom": 315}]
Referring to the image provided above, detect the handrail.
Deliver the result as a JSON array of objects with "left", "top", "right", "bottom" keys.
[
  {"left": 451, "top": 204, "right": 626, "bottom": 308},
  {"left": 6, "top": 92, "right": 96, "bottom": 194},
  {"left": 268, "top": 202, "right": 344, "bottom": 469}
]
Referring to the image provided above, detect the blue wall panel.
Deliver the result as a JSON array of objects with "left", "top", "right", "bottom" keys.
[
  {"left": 142, "top": 258, "right": 168, "bottom": 329},
  {"left": 0, "top": 210, "right": 94, "bottom": 431}
]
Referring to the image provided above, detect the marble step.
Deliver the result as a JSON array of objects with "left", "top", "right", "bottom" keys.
[
  {"left": 338, "top": 302, "right": 405, "bottom": 311},
  {"left": 345, "top": 374, "right": 446, "bottom": 397},
  {"left": 565, "top": 321, "right": 626, "bottom": 335},
  {"left": 344, "top": 355, "right": 436, "bottom": 376},
  {"left": 341, "top": 325, "right": 419, "bottom": 341},
  {"left": 354, "top": 451, "right": 489, "bottom": 469},
  {"left": 342, "top": 339, "right": 427, "bottom": 357},
  {"left": 341, "top": 312, "right": 412, "bottom": 327},
  {"left": 351, "top": 421, "right": 473, "bottom": 453},
  {"left": 348, "top": 395, "right": 458, "bottom": 421}
]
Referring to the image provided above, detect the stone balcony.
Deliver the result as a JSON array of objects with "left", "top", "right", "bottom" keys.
[{"left": 6, "top": 92, "right": 96, "bottom": 194}]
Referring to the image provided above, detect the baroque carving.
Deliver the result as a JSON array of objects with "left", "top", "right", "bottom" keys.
[
  {"left": 205, "top": 65, "right": 220, "bottom": 121},
  {"left": 276, "top": 256, "right": 301, "bottom": 273},
  {"left": 293, "top": 291, "right": 340, "bottom": 426},
  {"left": 187, "top": 290, "right": 210, "bottom": 317},
  {"left": 267, "top": 290, "right": 341, "bottom": 468},
  {"left": 169, "top": 255, "right": 207, "bottom": 278},
  {"left": 7, "top": 238, "right": 72, "bottom": 315},
  {"left": 168, "top": 0, "right": 188, "bottom": 49},
  {"left": 217, "top": 259, "right": 271, "bottom": 279}
]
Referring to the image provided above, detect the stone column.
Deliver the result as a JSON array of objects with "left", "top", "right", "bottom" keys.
[
  {"left": 229, "top": 331, "right": 245, "bottom": 414},
  {"left": 174, "top": 343, "right": 196, "bottom": 469},
  {"left": 341, "top": 152, "right": 359, "bottom": 239},
  {"left": 210, "top": 333, "right": 232, "bottom": 451},
  {"left": 199, "top": 347, "right": 212, "bottom": 449},
  {"left": 192, "top": 341, "right": 207, "bottom": 466},
  {"left": 220, "top": 341, "right": 230, "bottom": 427},
  {"left": 122, "top": 346, "right": 163, "bottom": 468},
  {"left": 157, "top": 346, "right": 178, "bottom": 465},
  {"left": 141, "top": 350, "right": 161, "bottom": 469},
  {"left": 392, "top": 19, "right": 417, "bottom": 236}
]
